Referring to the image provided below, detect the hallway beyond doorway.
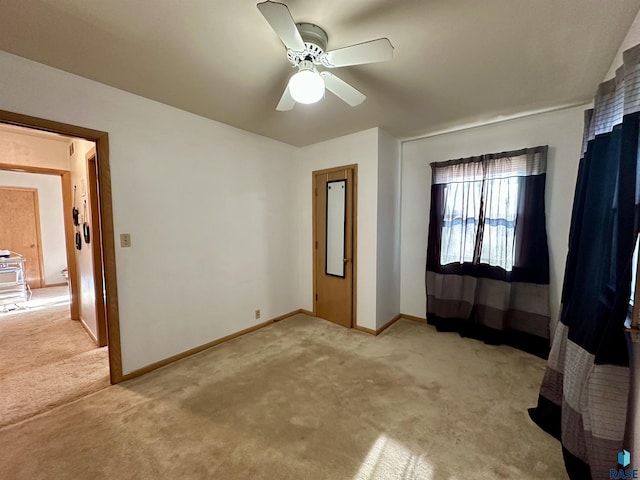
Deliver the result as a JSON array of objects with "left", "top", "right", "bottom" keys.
[{"left": 0, "top": 286, "right": 109, "bottom": 427}]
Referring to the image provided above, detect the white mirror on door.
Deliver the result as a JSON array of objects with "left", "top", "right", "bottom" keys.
[{"left": 326, "top": 179, "right": 346, "bottom": 277}]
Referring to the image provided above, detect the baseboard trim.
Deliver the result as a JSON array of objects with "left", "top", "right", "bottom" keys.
[
  {"left": 79, "top": 317, "right": 98, "bottom": 344},
  {"left": 400, "top": 314, "right": 426, "bottom": 323},
  {"left": 354, "top": 314, "right": 402, "bottom": 336},
  {"left": 118, "top": 309, "right": 427, "bottom": 382},
  {"left": 272, "top": 309, "right": 307, "bottom": 322},
  {"left": 377, "top": 314, "right": 402, "bottom": 334},
  {"left": 354, "top": 325, "right": 377, "bottom": 335},
  {"left": 120, "top": 309, "right": 302, "bottom": 381}
]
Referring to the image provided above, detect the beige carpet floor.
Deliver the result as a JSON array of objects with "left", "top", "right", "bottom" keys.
[
  {"left": 0, "top": 287, "right": 110, "bottom": 427},
  {"left": 0, "top": 315, "right": 566, "bottom": 479}
]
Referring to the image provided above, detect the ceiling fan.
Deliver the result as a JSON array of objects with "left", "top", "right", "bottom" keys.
[{"left": 257, "top": 1, "right": 394, "bottom": 111}]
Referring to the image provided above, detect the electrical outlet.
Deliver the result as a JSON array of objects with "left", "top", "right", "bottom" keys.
[
  {"left": 255, "top": 309, "right": 261, "bottom": 320},
  {"left": 120, "top": 233, "right": 131, "bottom": 248}
]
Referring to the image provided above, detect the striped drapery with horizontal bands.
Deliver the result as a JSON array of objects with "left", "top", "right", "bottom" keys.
[
  {"left": 529, "top": 42, "right": 640, "bottom": 480},
  {"left": 425, "top": 146, "right": 551, "bottom": 357}
]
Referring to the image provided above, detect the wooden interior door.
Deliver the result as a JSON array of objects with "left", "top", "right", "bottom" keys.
[
  {"left": 0, "top": 186, "right": 44, "bottom": 288},
  {"left": 314, "top": 166, "right": 356, "bottom": 328}
]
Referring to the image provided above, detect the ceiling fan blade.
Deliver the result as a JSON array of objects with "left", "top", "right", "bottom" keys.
[
  {"left": 276, "top": 84, "right": 296, "bottom": 111},
  {"left": 322, "top": 38, "right": 393, "bottom": 67},
  {"left": 320, "top": 72, "right": 366, "bottom": 107},
  {"left": 257, "top": 1, "right": 305, "bottom": 52}
]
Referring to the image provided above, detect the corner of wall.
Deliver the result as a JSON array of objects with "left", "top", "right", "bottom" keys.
[
  {"left": 375, "top": 129, "right": 402, "bottom": 329},
  {"left": 604, "top": 6, "right": 640, "bottom": 80}
]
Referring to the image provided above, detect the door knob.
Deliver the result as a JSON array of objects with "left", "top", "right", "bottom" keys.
[
  {"left": 30, "top": 244, "right": 35, "bottom": 248},
  {"left": 343, "top": 258, "right": 350, "bottom": 263}
]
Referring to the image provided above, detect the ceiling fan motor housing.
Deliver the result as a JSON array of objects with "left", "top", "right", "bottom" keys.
[{"left": 286, "top": 23, "right": 328, "bottom": 66}]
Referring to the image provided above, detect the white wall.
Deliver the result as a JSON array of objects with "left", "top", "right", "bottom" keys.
[
  {"left": 70, "top": 139, "right": 98, "bottom": 338},
  {"left": 0, "top": 51, "right": 298, "bottom": 374},
  {"left": 376, "top": 129, "right": 401, "bottom": 329},
  {"left": 0, "top": 170, "right": 67, "bottom": 285},
  {"left": 294, "top": 128, "right": 379, "bottom": 330},
  {"left": 400, "top": 104, "right": 587, "bottom": 333}
]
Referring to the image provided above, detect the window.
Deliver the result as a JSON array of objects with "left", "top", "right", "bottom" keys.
[
  {"left": 440, "top": 176, "right": 519, "bottom": 270},
  {"left": 434, "top": 150, "right": 543, "bottom": 272}
]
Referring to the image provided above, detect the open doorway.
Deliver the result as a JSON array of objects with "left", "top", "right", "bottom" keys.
[{"left": 0, "top": 110, "right": 122, "bottom": 426}]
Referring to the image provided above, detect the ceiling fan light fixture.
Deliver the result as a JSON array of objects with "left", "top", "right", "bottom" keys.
[{"left": 288, "top": 61, "right": 324, "bottom": 104}]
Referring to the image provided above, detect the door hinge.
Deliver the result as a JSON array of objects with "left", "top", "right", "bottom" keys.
[
  {"left": 315, "top": 293, "right": 318, "bottom": 301},
  {"left": 315, "top": 187, "right": 318, "bottom": 196},
  {"left": 315, "top": 241, "right": 318, "bottom": 249}
]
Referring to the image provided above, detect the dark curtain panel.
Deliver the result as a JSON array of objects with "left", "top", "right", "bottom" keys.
[
  {"left": 425, "top": 146, "right": 551, "bottom": 357},
  {"left": 529, "top": 43, "right": 640, "bottom": 480}
]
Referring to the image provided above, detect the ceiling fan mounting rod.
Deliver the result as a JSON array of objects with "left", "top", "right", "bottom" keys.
[{"left": 297, "top": 23, "right": 328, "bottom": 51}]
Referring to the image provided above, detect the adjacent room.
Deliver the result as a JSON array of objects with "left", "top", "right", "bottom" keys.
[
  {"left": 1, "top": 1, "right": 639, "bottom": 479},
  {"left": 0, "top": 125, "right": 109, "bottom": 427}
]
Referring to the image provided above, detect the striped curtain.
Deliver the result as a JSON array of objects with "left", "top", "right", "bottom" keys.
[
  {"left": 529, "top": 43, "right": 640, "bottom": 479},
  {"left": 425, "top": 146, "right": 551, "bottom": 357}
]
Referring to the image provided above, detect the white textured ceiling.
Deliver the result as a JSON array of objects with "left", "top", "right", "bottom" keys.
[{"left": 0, "top": 0, "right": 639, "bottom": 146}]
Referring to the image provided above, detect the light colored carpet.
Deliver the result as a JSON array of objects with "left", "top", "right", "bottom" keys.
[
  {"left": 0, "top": 289, "right": 109, "bottom": 428},
  {"left": 0, "top": 315, "right": 566, "bottom": 479}
]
